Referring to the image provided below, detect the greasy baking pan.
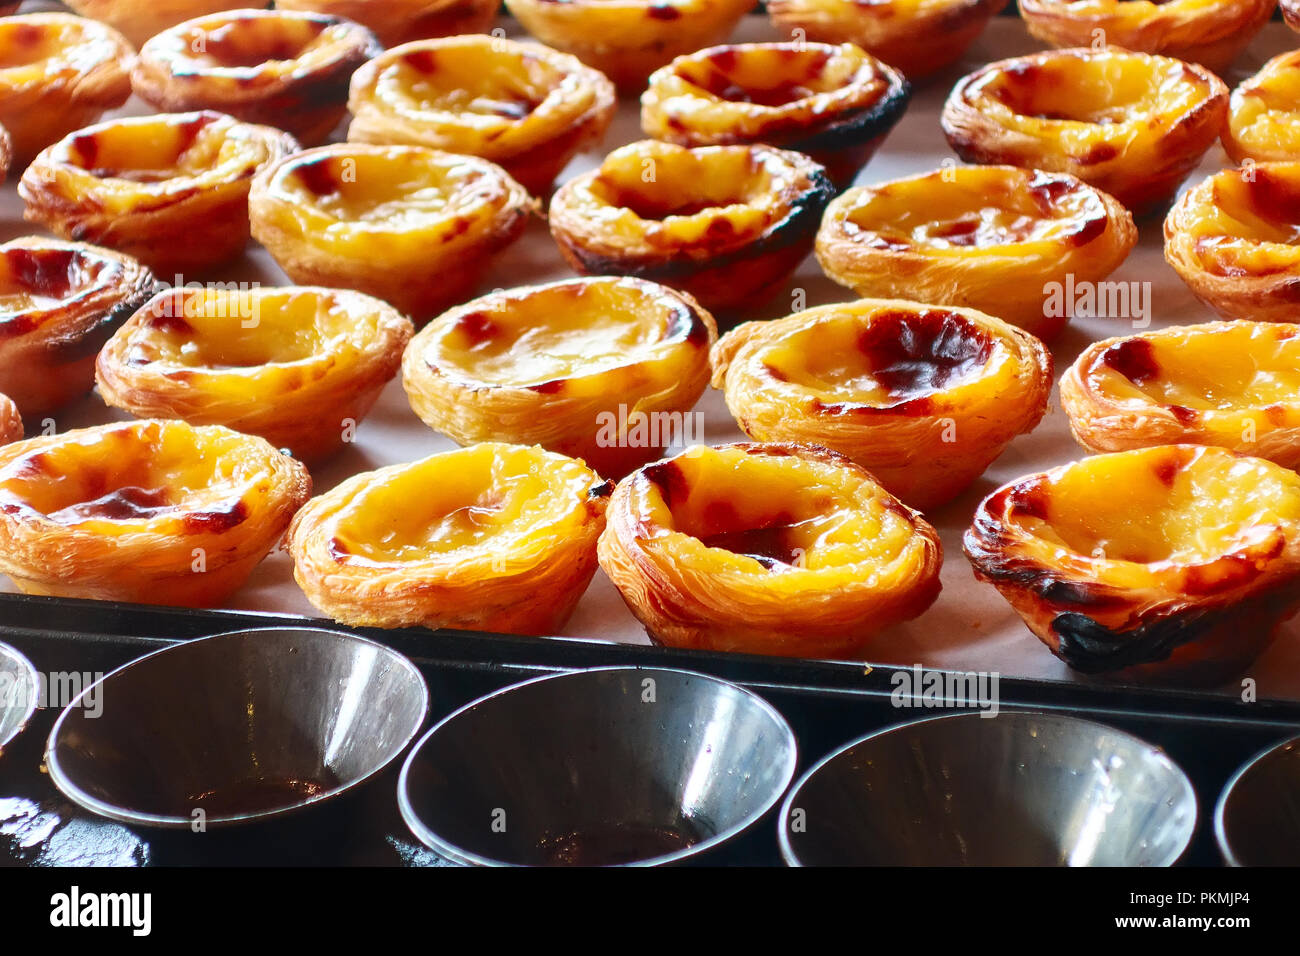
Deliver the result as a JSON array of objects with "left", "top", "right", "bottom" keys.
[{"left": 1, "top": 593, "right": 1298, "bottom": 866}]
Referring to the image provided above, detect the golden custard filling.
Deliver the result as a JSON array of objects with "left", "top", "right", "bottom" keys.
[
  {"left": 0, "top": 15, "right": 122, "bottom": 84},
  {"left": 147, "top": 12, "right": 359, "bottom": 80},
  {"left": 1226, "top": 52, "right": 1300, "bottom": 163},
  {"left": 1179, "top": 167, "right": 1300, "bottom": 277}
]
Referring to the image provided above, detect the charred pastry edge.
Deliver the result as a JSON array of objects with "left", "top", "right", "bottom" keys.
[{"left": 131, "top": 9, "right": 383, "bottom": 144}]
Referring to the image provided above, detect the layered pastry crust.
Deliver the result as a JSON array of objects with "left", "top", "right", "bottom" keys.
[
  {"left": 1224, "top": 51, "right": 1300, "bottom": 165},
  {"left": 0, "top": 394, "right": 21, "bottom": 448},
  {"left": 402, "top": 277, "right": 716, "bottom": 477},
  {"left": 19, "top": 110, "right": 297, "bottom": 274},
  {"left": 711, "top": 300, "right": 1052, "bottom": 511},
  {"left": 1061, "top": 322, "right": 1300, "bottom": 468},
  {"left": 766, "top": 0, "right": 1009, "bottom": 79},
  {"left": 275, "top": 0, "right": 500, "bottom": 48},
  {"left": 640, "top": 42, "right": 910, "bottom": 190},
  {"left": 941, "top": 48, "right": 1228, "bottom": 215},
  {"left": 96, "top": 286, "right": 413, "bottom": 463},
  {"left": 1019, "top": 0, "right": 1275, "bottom": 73},
  {"left": 347, "top": 35, "right": 616, "bottom": 195},
  {"left": 1164, "top": 163, "right": 1300, "bottom": 323},
  {"left": 0, "top": 238, "right": 155, "bottom": 417},
  {"left": 131, "top": 9, "right": 382, "bottom": 146},
  {"left": 287, "top": 442, "right": 611, "bottom": 635},
  {"left": 815, "top": 166, "right": 1136, "bottom": 341},
  {"left": 61, "top": 0, "right": 249, "bottom": 49},
  {"left": 250, "top": 144, "right": 533, "bottom": 323},
  {"left": 502, "top": 0, "right": 755, "bottom": 92},
  {"left": 597, "top": 442, "right": 943, "bottom": 658},
  {"left": 0, "top": 419, "right": 311, "bottom": 606},
  {"left": 0, "top": 13, "right": 133, "bottom": 165},
  {"left": 965, "top": 444, "right": 1300, "bottom": 685},
  {"left": 548, "top": 140, "right": 834, "bottom": 313}
]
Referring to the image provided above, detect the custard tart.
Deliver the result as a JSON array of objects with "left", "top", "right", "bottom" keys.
[
  {"left": 965, "top": 444, "right": 1300, "bottom": 684},
  {"left": 131, "top": 9, "right": 382, "bottom": 146},
  {"left": 941, "top": 48, "right": 1228, "bottom": 216},
  {"left": 1019, "top": 0, "right": 1275, "bottom": 73},
  {"left": 1223, "top": 51, "right": 1300, "bottom": 165},
  {"left": 548, "top": 140, "right": 834, "bottom": 314},
  {"left": 0, "top": 419, "right": 311, "bottom": 606},
  {"left": 402, "top": 276, "right": 716, "bottom": 477},
  {"left": 815, "top": 166, "right": 1136, "bottom": 342},
  {"left": 710, "top": 300, "right": 1052, "bottom": 511},
  {"left": 0, "top": 238, "right": 155, "bottom": 418},
  {"left": 1164, "top": 163, "right": 1300, "bottom": 323},
  {"left": 0, "top": 13, "right": 133, "bottom": 165},
  {"left": 502, "top": 0, "right": 755, "bottom": 92},
  {"left": 640, "top": 42, "right": 910, "bottom": 191},
  {"left": 287, "top": 442, "right": 610, "bottom": 635},
  {"left": 347, "top": 35, "right": 616, "bottom": 195},
  {"left": 275, "top": 0, "right": 500, "bottom": 48},
  {"left": 597, "top": 442, "right": 943, "bottom": 658},
  {"left": 1060, "top": 322, "right": 1300, "bottom": 468},
  {"left": 96, "top": 286, "right": 413, "bottom": 463},
  {"left": 62, "top": 0, "right": 248, "bottom": 49},
  {"left": 766, "top": 0, "right": 1008, "bottom": 79},
  {"left": 250, "top": 144, "right": 533, "bottom": 323},
  {"left": 19, "top": 111, "right": 298, "bottom": 275}
]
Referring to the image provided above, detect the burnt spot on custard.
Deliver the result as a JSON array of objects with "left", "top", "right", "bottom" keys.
[
  {"left": 182, "top": 498, "right": 250, "bottom": 533},
  {"left": 403, "top": 48, "right": 438, "bottom": 73},
  {"left": 294, "top": 156, "right": 340, "bottom": 197},
  {"left": 1243, "top": 166, "right": 1300, "bottom": 226},
  {"left": 454, "top": 311, "right": 499, "bottom": 349},
  {"left": 641, "top": 458, "right": 690, "bottom": 509},
  {"left": 647, "top": 3, "right": 681, "bottom": 19},
  {"left": 1024, "top": 171, "right": 1109, "bottom": 245},
  {"left": 1099, "top": 338, "right": 1159, "bottom": 385},
  {"left": 51, "top": 485, "right": 175, "bottom": 523}
]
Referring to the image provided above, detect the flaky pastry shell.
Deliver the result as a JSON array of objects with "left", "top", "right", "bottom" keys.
[
  {"left": 965, "top": 444, "right": 1300, "bottom": 685},
  {"left": 131, "top": 9, "right": 382, "bottom": 146},
  {"left": 275, "top": 0, "right": 500, "bottom": 48},
  {"left": 1224, "top": 51, "right": 1300, "bottom": 165},
  {"left": 815, "top": 165, "right": 1137, "bottom": 341},
  {"left": 597, "top": 442, "right": 943, "bottom": 658},
  {"left": 941, "top": 47, "right": 1228, "bottom": 216},
  {"left": 1061, "top": 321, "right": 1300, "bottom": 468},
  {"left": 402, "top": 276, "right": 716, "bottom": 477},
  {"left": 0, "top": 237, "right": 155, "bottom": 418},
  {"left": 62, "top": 0, "right": 248, "bottom": 49},
  {"left": 1164, "top": 162, "right": 1300, "bottom": 323},
  {"left": 347, "top": 35, "right": 616, "bottom": 195},
  {"left": 711, "top": 299, "right": 1052, "bottom": 511},
  {"left": 1019, "top": 0, "right": 1275, "bottom": 73},
  {"left": 96, "top": 285, "right": 413, "bottom": 463},
  {"left": 0, "top": 13, "right": 133, "bottom": 165},
  {"left": 0, "top": 419, "right": 311, "bottom": 606},
  {"left": 503, "top": 0, "right": 754, "bottom": 92},
  {"left": 250, "top": 143, "right": 534, "bottom": 323},
  {"left": 0, "top": 394, "right": 21, "bottom": 447},
  {"left": 287, "top": 441, "right": 611, "bottom": 635},
  {"left": 640, "top": 42, "right": 909, "bottom": 191},
  {"left": 766, "top": 0, "right": 1009, "bottom": 79},
  {"left": 19, "top": 110, "right": 298, "bottom": 275},
  {"left": 548, "top": 140, "right": 834, "bottom": 314}
]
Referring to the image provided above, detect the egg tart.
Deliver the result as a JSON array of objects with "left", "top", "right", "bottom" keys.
[
  {"left": 711, "top": 300, "right": 1052, "bottom": 511},
  {"left": 0, "top": 395, "right": 21, "bottom": 448},
  {"left": 1223, "top": 52, "right": 1300, "bottom": 166},
  {"left": 1163, "top": 163, "right": 1300, "bottom": 323},
  {"left": 96, "top": 286, "right": 413, "bottom": 463},
  {"left": 1060, "top": 322, "right": 1300, "bottom": 468},
  {"left": 275, "top": 0, "right": 500, "bottom": 48},
  {"left": 640, "top": 42, "right": 910, "bottom": 191},
  {"left": 965, "top": 444, "right": 1300, "bottom": 685},
  {"left": 0, "top": 238, "right": 155, "bottom": 418},
  {"left": 402, "top": 276, "right": 716, "bottom": 477},
  {"left": 815, "top": 166, "right": 1136, "bottom": 342},
  {"left": 288, "top": 442, "right": 610, "bottom": 635},
  {"left": 548, "top": 141, "right": 834, "bottom": 314},
  {"left": 131, "top": 9, "right": 382, "bottom": 146},
  {"left": 1019, "top": 0, "right": 1275, "bottom": 73},
  {"left": 19, "top": 111, "right": 297, "bottom": 275},
  {"left": 502, "top": 0, "right": 755, "bottom": 93},
  {"left": 597, "top": 442, "right": 943, "bottom": 658},
  {"left": 766, "top": 0, "right": 1008, "bottom": 79},
  {"left": 251, "top": 144, "right": 533, "bottom": 323},
  {"left": 941, "top": 48, "right": 1228, "bottom": 216},
  {"left": 0, "top": 419, "right": 311, "bottom": 606},
  {"left": 62, "top": 0, "right": 248, "bottom": 49},
  {"left": 0, "top": 13, "right": 133, "bottom": 166},
  {"left": 347, "top": 35, "right": 616, "bottom": 195}
]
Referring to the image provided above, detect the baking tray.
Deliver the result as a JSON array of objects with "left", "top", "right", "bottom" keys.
[{"left": 2, "top": 593, "right": 1299, "bottom": 866}]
